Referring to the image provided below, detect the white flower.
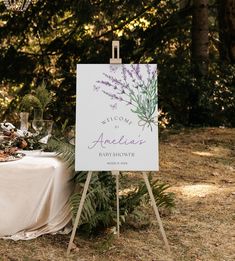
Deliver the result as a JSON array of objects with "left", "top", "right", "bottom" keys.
[{"left": 0, "top": 122, "right": 15, "bottom": 132}]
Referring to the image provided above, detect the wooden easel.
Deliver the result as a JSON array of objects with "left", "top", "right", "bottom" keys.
[{"left": 67, "top": 41, "right": 172, "bottom": 257}]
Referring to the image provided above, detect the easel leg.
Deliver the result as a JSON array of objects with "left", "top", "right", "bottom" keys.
[
  {"left": 112, "top": 171, "right": 120, "bottom": 238},
  {"left": 142, "top": 172, "right": 172, "bottom": 256},
  {"left": 67, "top": 171, "right": 93, "bottom": 256},
  {"left": 116, "top": 172, "right": 120, "bottom": 238}
]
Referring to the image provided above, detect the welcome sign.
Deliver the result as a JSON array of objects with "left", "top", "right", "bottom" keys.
[{"left": 75, "top": 64, "right": 158, "bottom": 171}]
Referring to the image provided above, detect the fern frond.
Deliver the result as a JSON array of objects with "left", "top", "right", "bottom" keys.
[
  {"left": 48, "top": 138, "right": 174, "bottom": 234},
  {"left": 70, "top": 179, "right": 115, "bottom": 229},
  {"left": 47, "top": 137, "right": 75, "bottom": 170},
  {"left": 121, "top": 174, "right": 175, "bottom": 213},
  {"left": 35, "top": 80, "right": 52, "bottom": 111}
]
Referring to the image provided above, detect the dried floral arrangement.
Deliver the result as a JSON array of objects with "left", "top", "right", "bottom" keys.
[{"left": 0, "top": 122, "right": 43, "bottom": 151}]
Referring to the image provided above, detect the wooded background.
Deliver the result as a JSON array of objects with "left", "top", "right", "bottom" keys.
[{"left": 0, "top": 0, "right": 234, "bottom": 127}]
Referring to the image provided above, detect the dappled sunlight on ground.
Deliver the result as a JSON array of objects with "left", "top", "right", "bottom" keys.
[
  {"left": 192, "top": 146, "right": 232, "bottom": 158},
  {"left": 192, "top": 151, "right": 214, "bottom": 156},
  {"left": 176, "top": 184, "right": 219, "bottom": 198}
]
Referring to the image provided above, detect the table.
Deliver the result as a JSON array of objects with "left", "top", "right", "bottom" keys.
[{"left": 0, "top": 153, "right": 73, "bottom": 240}]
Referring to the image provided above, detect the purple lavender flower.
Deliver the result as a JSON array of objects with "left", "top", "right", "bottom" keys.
[
  {"left": 146, "top": 64, "right": 151, "bottom": 82},
  {"left": 146, "top": 64, "right": 151, "bottom": 76},
  {"left": 110, "top": 65, "right": 119, "bottom": 73},
  {"left": 125, "top": 67, "right": 133, "bottom": 79},
  {"left": 132, "top": 64, "right": 142, "bottom": 82},
  {"left": 93, "top": 85, "right": 100, "bottom": 91},
  {"left": 151, "top": 65, "right": 157, "bottom": 78},
  {"left": 102, "top": 90, "right": 117, "bottom": 100},
  {"left": 96, "top": 64, "right": 158, "bottom": 130},
  {"left": 122, "top": 65, "right": 127, "bottom": 82},
  {"left": 97, "top": 80, "right": 112, "bottom": 86}
]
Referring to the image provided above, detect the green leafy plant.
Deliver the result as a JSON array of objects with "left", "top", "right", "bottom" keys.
[
  {"left": 120, "top": 176, "right": 175, "bottom": 212},
  {"left": 21, "top": 81, "right": 52, "bottom": 119},
  {"left": 48, "top": 138, "right": 175, "bottom": 234},
  {"left": 47, "top": 137, "right": 75, "bottom": 169},
  {"left": 70, "top": 172, "right": 117, "bottom": 233}
]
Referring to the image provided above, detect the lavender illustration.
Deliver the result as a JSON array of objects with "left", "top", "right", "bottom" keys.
[{"left": 94, "top": 64, "right": 158, "bottom": 130}]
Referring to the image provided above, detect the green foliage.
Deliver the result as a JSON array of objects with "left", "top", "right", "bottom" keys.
[
  {"left": 121, "top": 176, "right": 175, "bottom": 213},
  {"left": 21, "top": 94, "right": 42, "bottom": 112},
  {"left": 208, "top": 63, "right": 235, "bottom": 126},
  {"left": 48, "top": 138, "right": 175, "bottom": 234},
  {"left": 125, "top": 207, "right": 151, "bottom": 229},
  {"left": 159, "top": 57, "right": 235, "bottom": 126},
  {"left": 20, "top": 81, "right": 52, "bottom": 118},
  {"left": 34, "top": 81, "right": 52, "bottom": 112},
  {"left": 71, "top": 171, "right": 174, "bottom": 234},
  {"left": 0, "top": 0, "right": 234, "bottom": 126},
  {"left": 70, "top": 172, "right": 116, "bottom": 234},
  {"left": 47, "top": 137, "right": 75, "bottom": 170},
  {"left": 130, "top": 76, "right": 158, "bottom": 130}
]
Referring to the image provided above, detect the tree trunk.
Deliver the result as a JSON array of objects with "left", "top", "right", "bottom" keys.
[
  {"left": 218, "top": 0, "right": 235, "bottom": 63},
  {"left": 179, "top": 0, "right": 189, "bottom": 9},
  {"left": 191, "top": 0, "right": 209, "bottom": 76}
]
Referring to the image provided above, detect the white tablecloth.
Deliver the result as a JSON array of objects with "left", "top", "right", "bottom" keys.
[{"left": 0, "top": 154, "right": 73, "bottom": 240}]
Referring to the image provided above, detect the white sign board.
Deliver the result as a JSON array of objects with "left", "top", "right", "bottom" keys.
[{"left": 75, "top": 64, "right": 158, "bottom": 171}]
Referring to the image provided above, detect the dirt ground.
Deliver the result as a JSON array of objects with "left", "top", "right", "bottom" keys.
[{"left": 0, "top": 128, "right": 234, "bottom": 261}]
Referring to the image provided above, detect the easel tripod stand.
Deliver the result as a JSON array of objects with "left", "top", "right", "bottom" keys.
[{"left": 67, "top": 41, "right": 172, "bottom": 257}]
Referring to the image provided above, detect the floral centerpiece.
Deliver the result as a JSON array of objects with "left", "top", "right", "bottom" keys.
[
  {"left": 0, "top": 122, "right": 45, "bottom": 152},
  {"left": 0, "top": 82, "right": 53, "bottom": 161}
]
